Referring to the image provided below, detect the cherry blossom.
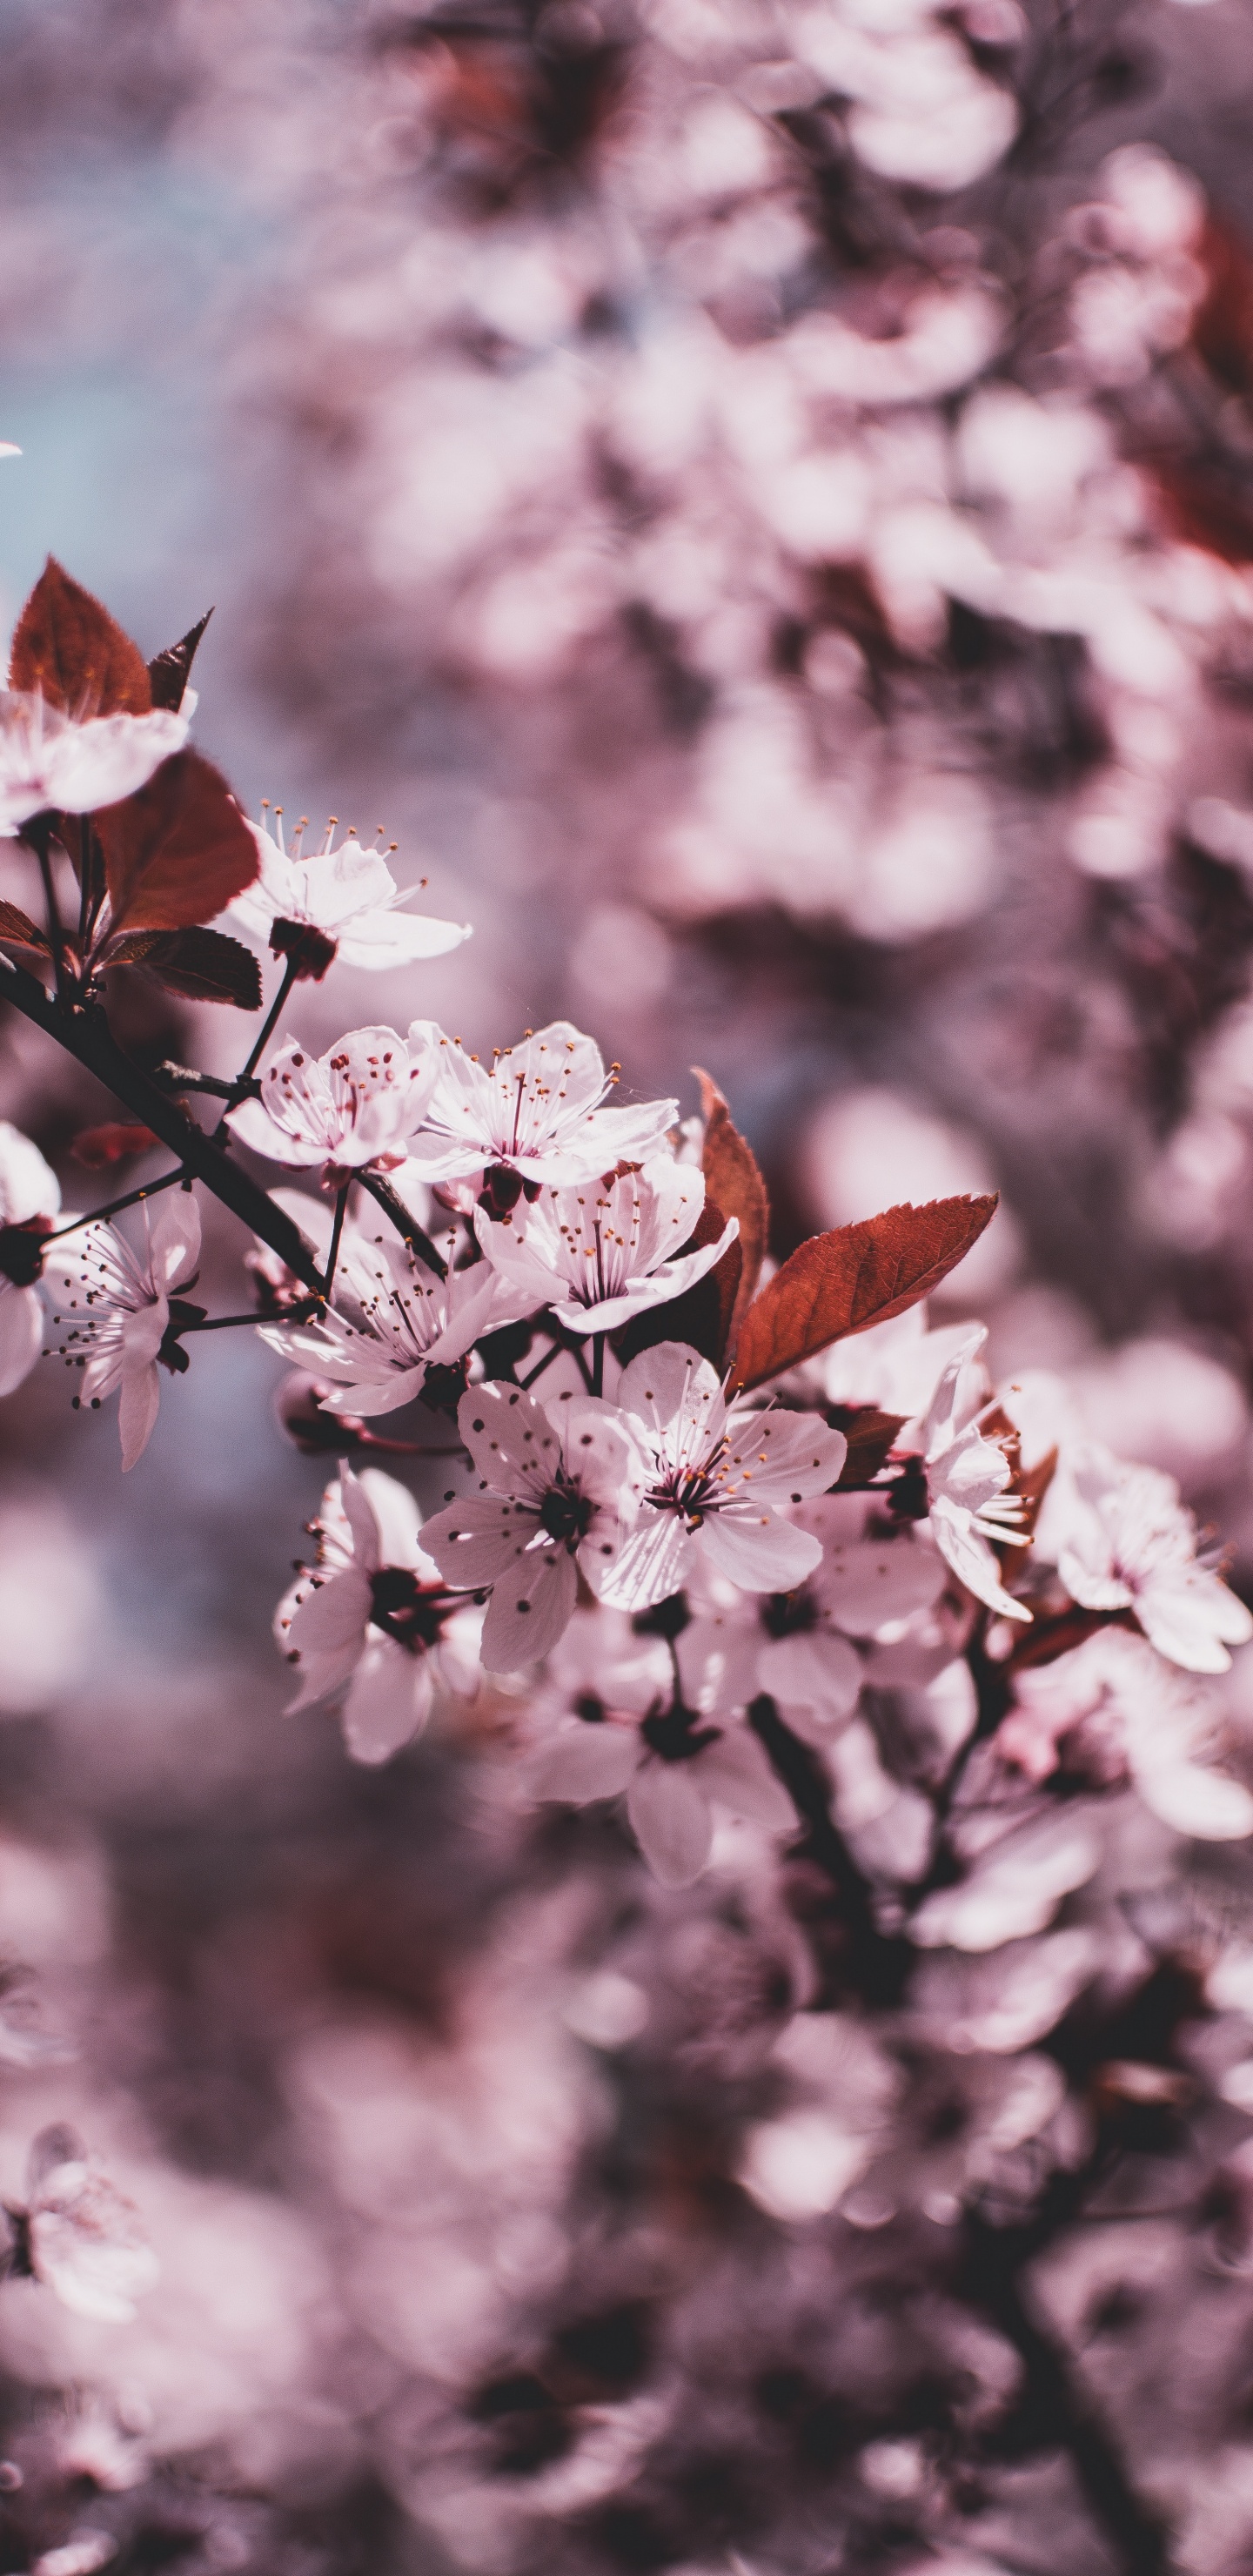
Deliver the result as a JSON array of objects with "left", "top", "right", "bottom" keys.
[
  {"left": 42, "top": 1193, "right": 201, "bottom": 1470},
  {"left": 915, "top": 1329, "right": 1029, "bottom": 1622},
  {"left": 0, "top": 1120, "right": 61, "bottom": 1397},
  {"left": 7, "top": 2125, "right": 158, "bottom": 2324},
  {"left": 473, "top": 1154, "right": 737, "bottom": 1334},
  {"left": 677, "top": 1499, "right": 947, "bottom": 1743},
  {"left": 226, "top": 808, "right": 470, "bottom": 976},
  {"left": 399, "top": 1021, "right": 679, "bottom": 1200},
  {"left": 596, "top": 1344, "right": 848, "bottom": 1611},
  {"left": 260, "top": 1224, "right": 521, "bottom": 1416},
  {"left": 999, "top": 1627, "right": 1253, "bottom": 1838},
  {"left": 520, "top": 1621, "right": 794, "bottom": 1887},
  {"left": 1053, "top": 1443, "right": 1253, "bottom": 1674},
  {"left": 0, "top": 689, "right": 192, "bottom": 836},
  {"left": 228, "top": 1025, "right": 439, "bottom": 1173},
  {"left": 277, "top": 1466, "right": 482, "bottom": 1762},
  {"left": 421, "top": 1379, "right": 647, "bottom": 1670}
]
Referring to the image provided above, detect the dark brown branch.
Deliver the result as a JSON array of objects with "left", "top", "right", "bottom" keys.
[{"left": 355, "top": 1167, "right": 450, "bottom": 1280}]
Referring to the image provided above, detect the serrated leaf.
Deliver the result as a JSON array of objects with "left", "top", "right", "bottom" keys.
[
  {"left": 694, "top": 1066, "right": 769, "bottom": 1329},
  {"left": 728, "top": 1195, "right": 998, "bottom": 1394},
  {"left": 148, "top": 609, "right": 212, "bottom": 712},
  {"left": 10, "top": 558, "right": 151, "bottom": 715},
  {"left": 0, "top": 901, "right": 49, "bottom": 953},
  {"left": 116, "top": 924, "right": 263, "bottom": 1008},
  {"left": 612, "top": 1199, "right": 742, "bottom": 1371},
  {"left": 831, "top": 1406, "right": 908, "bottom": 1490},
  {"left": 96, "top": 748, "right": 259, "bottom": 932}
]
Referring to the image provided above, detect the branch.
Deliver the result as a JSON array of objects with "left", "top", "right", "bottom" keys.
[
  {"left": 747, "top": 1694, "right": 911, "bottom": 2006},
  {"left": 355, "top": 1167, "right": 450, "bottom": 1279},
  {"left": 0, "top": 956, "right": 323, "bottom": 1291}
]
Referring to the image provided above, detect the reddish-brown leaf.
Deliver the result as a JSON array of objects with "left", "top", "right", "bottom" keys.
[
  {"left": 10, "top": 559, "right": 151, "bottom": 715},
  {"left": 147, "top": 609, "right": 212, "bottom": 712},
  {"left": 694, "top": 1067, "right": 769, "bottom": 1328},
  {"left": 72, "top": 1123, "right": 159, "bottom": 1169},
  {"left": 728, "top": 1194, "right": 998, "bottom": 1394},
  {"left": 96, "top": 750, "right": 259, "bottom": 933},
  {"left": 0, "top": 901, "right": 50, "bottom": 953},
  {"left": 831, "top": 1406, "right": 908, "bottom": 1491},
  {"left": 108, "top": 923, "right": 262, "bottom": 1008}
]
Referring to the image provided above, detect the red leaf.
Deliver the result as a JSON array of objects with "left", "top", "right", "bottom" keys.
[
  {"left": 728, "top": 1195, "right": 997, "bottom": 1394},
  {"left": 96, "top": 750, "right": 259, "bottom": 933},
  {"left": 831, "top": 1406, "right": 908, "bottom": 1490},
  {"left": 612, "top": 1199, "right": 742, "bottom": 1371},
  {"left": 694, "top": 1067, "right": 769, "bottom": 1330},
  {"left": 147, "top": 610, "right": 212, "bottom": 713},
  {"left": 72, "top": 1123, "right": 159, "bottom": 1169},
  {"left": 0, "top": 901, "right": 49, "bottom": 953},
  {"left": 9, "top": 558, "right": 151, "bottom": 716},
  {"left": 109, "top": 924, "right": 262, "bottom": 1008}
]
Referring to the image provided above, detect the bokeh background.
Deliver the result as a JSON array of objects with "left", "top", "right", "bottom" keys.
[{"left": 3, "top": 0, "right": 1253, "bottom": 2569}]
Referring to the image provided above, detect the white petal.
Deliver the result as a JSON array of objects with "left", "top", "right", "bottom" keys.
[
  {"left": 626, "top": 1760, "right": 714, "bottom": 1886},
  {"left": 356, "top": 1467, "right": 423, "bottom": 1568},
  {"left": 457, "top": 1379, "right": 562, "bottom": 1496},
  {"left": 286, "top": 1566, "right": 372, "bottom": 1658},
  {"left": 929, "top": 1498, "right": 1029, "bottom": 1621},
  {"left": 757, "top": 1629, "right": 861, "bottom": 1720},
  {"left": 597, "top": 1512, "right": 694, "bottom": 1612},
  {"left": 814, "top": 1531, "right": 946, "bottom": 1633},
  {"left": 148, "top": 1191, "right": 200, "bottom": 1288},
  {"left": 117, "top": 1365, "right": 160, "bottom": 1472},
  {"left": 481, "top": 1543, "right": 578, "bottom": 1672},
  {"left": 1136, "top": 1566, "right": 1253, "bottom": 1674},
  {"left": 523, "top": 1721, "right": 640, "bottom": 1805},
  {"left": 335, "top": 908, "right": 472, "bottom": 966},
  {"left": 422, "top": 1494, "right": 542, "bottom": 1587},
  {"left": 0, "top": 1121, "right": 59, "bottom": 1225},
  {"left": 0, "top": 1283, "right": 43, "bottom": 1397},
  {"left": 338, "top": 1466, "right": 383, "bottom": 1572},
  {"left": 342, "top": 1637, "right": 432, "bottom": 1764},
  {"left": 1135, "top": 1760, "right": 1253, "bottom": 1840},
  {"left": 695, "top": 1727, "right": 796, "bottom": 1828},
  {"left": 720, "top": 1407, "right": 848, "bottom": 1508},
  {"left": 700, "top": 1508, "right": 822, "bottom": 1593}
]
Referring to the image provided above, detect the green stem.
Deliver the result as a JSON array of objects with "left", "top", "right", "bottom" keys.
[
  {"left": 0, "top": 956, "right": 323, "bottom": 1291},
  {"left": 355, "top": 1168, "right": 449, "bottom": 1280}
]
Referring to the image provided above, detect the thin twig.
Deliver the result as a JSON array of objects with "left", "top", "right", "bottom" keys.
[
  {"left": 44, "top": 1165, "right": 187, "bottom": 1240},
  {"left": 210, "top": 953, "right": 300, "bottom": 1144},
  {"left": 355, "top": 1168, "right": 450, "bottom": 1280},
  {"left": 324, "top": 1182, "right": 349, "bottom": 1299}
]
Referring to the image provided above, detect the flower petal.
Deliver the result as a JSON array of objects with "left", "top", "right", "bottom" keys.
[
  {"left": 342, "top": 1636, "right": 432, "bottom": 1764},
  {"left": 0, "top": 1282, "right": 43, "bottom": 1397},
  {"left": 422, "top": 1493, "right": 543, "bottom": 1588},
  {"left": 286, "top": 1566, "right": 372, "bottom": 1658},
  {"left": 481, "top": 1540, "right": 578, "bottom": 1671},
  {"left": 626, "top": 1759, "right": 714, "bottom": 1886},
  {"left": 701, "top": 1507, "right": 822, "bottom": 1593},
  {"left": 523, "top": 1721, "right": 640, "bottom": 1805},
  {"left": 695, "top": 1727, "right": 796, "bottom": 1829},
  {"left": 457, "top": 1378, "right": 563, "bottom": 1497},
  {"left": 117, "top": 1364, "right": 161, "bottom": 1472}
]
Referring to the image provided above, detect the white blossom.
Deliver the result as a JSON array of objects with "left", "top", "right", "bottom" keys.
[
  {"left": 12, "top": 2125, "right": 158, "bottom": 2324},
  {"left": 400, "top": 1020, "right": 679, "bottom": 1191},
  {"left": 0, "top": 689, "right": 192, "bottom": 836},
  {"left": 597, "top": 1343, "right": 848, "bottom": 1610},
  {"left": 227, "top": 808, "right": 470, "bottom": 969},
  {"left": 1000, "top": 1627, "right": 1253, "bottom": 1839},
  {"left": 0, "top": 1120, "right": 61, "bottom": 1397},
  {"left": 918, "top": 1329, "right": 1029, "bottom": 1622},
  {"left": 277, "top": 1466, "right": 482, "bottom": 1762},
  {"left": 421, "top": 1379, "right": 647, "bottom": 1671},
  {"left": 259, "top": 1225, "right": 523, "bottom": 1416},
  {"left": 1054, "top": 1443, "right": 1253, "bottom": 1674},
  {"left": 473, "top": 1153, "right": 737, "bottom": 1334},
  {"left": 229, "top": 1025, "right": 439, "bottom": 1173},
  {"left": 43, "top": 1193, "right": 201, "bottom": 1470}
]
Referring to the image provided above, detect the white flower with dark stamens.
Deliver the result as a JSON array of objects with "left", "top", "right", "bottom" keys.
[
  {"left": 1000, "top": 1628, "right": 1253, "bottom": 1838},
  {"left": 0, "top": 690, "right": 192, "bottom": 836},
  {"left": 229, "top": 1025, "right": 439, "bottom": 1173},
  {"left": 0, "top": 1121, "right": 61, "bottom": 1397},
  {"left": 917, "top": 1329, "right": 1029, "bottom": 1622},
  {"left": 1055, "top": 1443, "right": 1253, "bottom": 1674},
  {"left": 400, "top": 1020, "right": 679, "bottom": 1192},
  {"left": 519, "top": 1618, "right": 795, "bottom": 1887},
  {"left": 421, "top": 1380, "right": 647, "bottom": 1672},
  {"left": 276, "top": 1466, "right": 482, "bottom": 1763},
  {"left": 226, "top": 808, "right": 470, "bottom": 972},
  {"left": 596, "top": 1343, "right": 848, "bottom": 1612},
  {"left": 259, "top": 1229, "right": 526, "bottom": 1417},
  {"left": 10, "top": 2124, "right": 158, "bottom": 2324},
  {"left": 43, "top": 1194, "right": 201, "bottom": 1470},
  {"left": 678, "top": 1500, "right": 947, "bottom": 1742},
  {"left": 473, "top": 1155, "right": 738, "bottom": 1335}
]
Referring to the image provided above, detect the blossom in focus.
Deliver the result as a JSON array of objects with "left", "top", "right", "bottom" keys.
[
  {"left": 228, "top": 1026, "right": 439, "bottom": 1172},
  {"left": 474, "top": 1155, "right": 738, "bottom": 1334},
  {"left": 598, "top": 1343, "right": 848, "bottom": 1609},
  {"left": 277, "top": 1466, "right": 481, "bottom": 1762},
  {"left": 259, "top": 1224, "right": 524, "bottom": 1416},
  {"left": 1054, "top": 1444, "right": 1253, "bottom": 1674},
  {"left": 0, "top": 1120, "right": 61, "bottom": 1396},
  {"left": 998, "top": 1627, "right": 1253, "bottom": 1838},
  {"left": 520, "top": 1611, "right": 794, "bottom": 1887},
  {"left": 816, "top": 1298, "right": 983, "bottom": 1428},
  {"left": 678, "top": 1499, "right": 947, "bottom": 1743},
  {"left": 226, "top": 808, "right": 470, "bottom": 976},
  {"left": 10, "top": 2124, "right": 158, "bottom": 2324},
  {"left": 422, "top": 1380, "right": 647, "bottom": 1671},
  {"left": 43, "top": 1193, "right": 201, "bottom": 1470},
  {"left": 917, "top": 1330, "right": 1029, "bottom": 1622},
  {"left": 400, "top": 1020, "right": 679, "bottom": 1196},
  {"left": 0, "top": 690, "right": 192, "bottom": 836}
]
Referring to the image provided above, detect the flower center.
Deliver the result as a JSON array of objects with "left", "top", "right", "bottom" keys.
[
  {"left": 368, "top": 1565, "right": 463, "bottom": 1653},
  {"left": 538, "top": 1481, "right": 594, "bottom": 1547},
  {"left": 640, "top": 1701, "right": 720, "bottom": 1764},
  {"left": 761, "top": 1588, "right": 818, "bottom": 1640}
]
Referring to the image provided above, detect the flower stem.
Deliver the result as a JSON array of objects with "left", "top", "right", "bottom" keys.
[
  {"left": 210, "top": 954, "right": 300, "bottom": 1144},
  {"left": 590, "top": 1333, "right": 605, "bottom": 1398},
  {"left": 44, "top": 1165, "right": 188, "bottom": 1240},
  {"left": 324, "top": 1182, "right": 349, "bottom": 1299},
  {"left": 355, "top": 1169, "right": 449, "bottom": 1281}
]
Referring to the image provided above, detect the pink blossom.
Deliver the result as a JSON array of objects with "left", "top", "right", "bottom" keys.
[
  {"left": 277, "top": 1466, "right": 482, "bottom": 1762},
  {"left": 43, "top": 1193, "right": 201, "bottom": 1469},
  {"left": 1054, "top": 1444, "right": 1253, "bottom": 1674},
  {"left": 0, "top": 690, "right": 192, "bottom": 836},
  {"left": 400, "top": 1020, "right": 679, "bottom": 1191},
  {"left": 0, "top": 1120, "right": 60, "bottom": 1397},
  {"left": 227, "top": 809, "right": 470, "bottom": 969},
  {"left": 229, "top": 1026, "right": 439, "bottom": 1173},
  {"left": 473, "top": 1153, "right": 737, "bottom": 1335}
]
